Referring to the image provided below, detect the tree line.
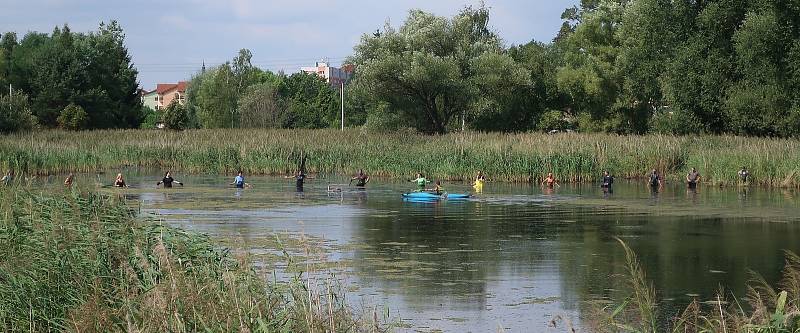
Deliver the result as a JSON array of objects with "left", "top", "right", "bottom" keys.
[
  {"left": 160, "top": 49, "right": 342, "bottom": 130},
  {"left": 2, "top": 0, "right": 799, "bottom": 137},
  {"left": 348, "top": 0, "right": 800, "bottom": 135},
  {"left": 0, "top": 21, "right": 140, "bottom": 131}
]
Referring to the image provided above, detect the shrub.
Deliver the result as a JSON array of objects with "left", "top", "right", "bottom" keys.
[
  {"left": 0, "top": 90, "right": 37, "bottom": 133},
  {"left": 649, "top": 108, "right": 705, "bottom": 135},
  {"left": 363, "top": 103, "right": 406, "bottom": 132},
  {"left": 777, "top": 105, "right": 800, "bottom": 137},
  {"left": 57, "top": 103, "right": 88, "bottom": 130},
  {"left": 536, "top": 109, "right": 573, "bottom": 132},
  {"left": 139, "top": 106, "right": 159, "bottom": 129},
  {"left": 162, "top": 101, "right": 189, "bottom": 130}
]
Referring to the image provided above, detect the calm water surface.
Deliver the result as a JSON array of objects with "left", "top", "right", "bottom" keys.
[{"left": 83, "top": 172, "right": 800, "bottom": 332}]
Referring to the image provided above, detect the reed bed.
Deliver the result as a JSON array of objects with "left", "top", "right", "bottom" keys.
[
  {"left": 1, "top": 129, "right": 798, "bottom": 187},
  {"left": 0, "top": 186, "right": 385, "bottom": 332},
  {"left": 593, "top": 238, "right": 800, "bottom": 333}
]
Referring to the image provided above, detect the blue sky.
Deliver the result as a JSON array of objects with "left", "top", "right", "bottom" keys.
[{"left": 0, "top": 0, "right": 578, "bottom": 89}]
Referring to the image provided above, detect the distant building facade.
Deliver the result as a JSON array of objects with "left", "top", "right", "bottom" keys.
[
  {"left": 300, "top": 62, "right": 353, "bottom": 86},
  {"left": 140, "top": 81, "right": 188, "bottom": 111},
  {"left": 141, "top": 90, "right": 159, "bottom": 110}
]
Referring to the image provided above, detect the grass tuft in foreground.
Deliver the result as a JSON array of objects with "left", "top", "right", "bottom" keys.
[
  {"left": 594, "top": 238, "right": 800, "bottom": 333},
  {"left": 1, "top": 129, "right": 799, "bottom": 187},
  {"left": 0, "top": 186, "right": 385, "bottom": 332}
]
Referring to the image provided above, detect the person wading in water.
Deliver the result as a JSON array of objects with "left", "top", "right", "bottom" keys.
[
  {"left": 350, "top": 169, "right": 370, "bottom": 188},
  {"left": 686, "top": 167, "right": 701, "bottom": 189},
  {"left": 648, "top": 169, "right": 663, "bottom": 191},
  {"left": 113, "top": 173, "right": 128, "bottom": 188},
  {"left": 738, "top": 166, "right": 751, "bottom": 186},
  {"left": 64, "top": 173, "right": 74, "bottom": 187},
  {"left": 287, "top": 170, "right": 314, "bottom": 192},
  {"left": 156, "top": 171, "right": 184, "bottom": 188},
  {"left": 542, "top": 173, "right": 559, "bottom": 188},
  {"left": 231, "top": 171, "right": 252, "bottom": 189}
]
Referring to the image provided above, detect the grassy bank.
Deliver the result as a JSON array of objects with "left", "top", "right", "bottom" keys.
[
  {"left": 0, "top": 186, "right": 383, "bottom": 332},
  {"left": 1, "top": 129, "right": 799, "bottom": 187}
]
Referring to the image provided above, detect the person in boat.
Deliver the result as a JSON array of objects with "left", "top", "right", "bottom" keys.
[
  {"left": 286, "top": 170, "right": 313, "bottom": 192},
  {"left": 686, "top": 167, "right": 701, "bottom": 189},
  {"left": 156, "top": 171, "right": 183, "bottom": 188},
  {"left": 113, "top": 173, "right": 128, "bottom": 188},
  {"left": 1, "top": 170, "right": 14, "bottom": 185},
  {"left": 231, "top": 170, "right": 251, "bottom": 189},
  {"left": 541, "top": 173, "right": 558, "bottom": 188},
  {"left": 428, "top": 180, "right": 444, "bottom": 195},
  {"left": 601, "top": 170, "right": 614, "bottom": 189},
  {"left": 738, "top": 166, "right": 750, "bottom": 185},
  {"left": 648, "top": 169, "right": 662, "bottom": 190},
  {"left": 411, "top": 173, "right": 429, "bottom": 191},
  {"left": 350, "top": 169, "right": 370, "bottom": 187},
  {"left": 64, "top": 173, "right": 74, "bottom": 187}
]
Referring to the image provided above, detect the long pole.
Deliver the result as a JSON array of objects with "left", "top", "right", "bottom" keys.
[{"left": 340, "top": 82, "right": 344, "bottom": 131}]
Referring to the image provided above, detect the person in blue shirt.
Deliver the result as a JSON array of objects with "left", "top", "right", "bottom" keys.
[{"left": 231, "top": 171, "right": 251, "bottom": 189}]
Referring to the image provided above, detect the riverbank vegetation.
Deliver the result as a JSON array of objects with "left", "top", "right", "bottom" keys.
[
  {"left": 594, "top": 239, "right": 800, "bottom": 332},
  {"left": 1, "top": 129, "right": 798, "bottom": 187},
  {"left": 0, "top": 186, "right": 384, "bottom": 332},
  {"left": 3, "top": 1, "right": 800, "bottom": 138}
]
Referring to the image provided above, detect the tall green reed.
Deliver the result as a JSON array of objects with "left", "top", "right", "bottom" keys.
[
  {"left": 594, "top": 239, "right": 800, "bottom": 333},
  {"left": 0, "top": 186, "right": 385, "bottom": 332},
  {"left": 1, "top": 129, "right": 797, "bottom": 187}
]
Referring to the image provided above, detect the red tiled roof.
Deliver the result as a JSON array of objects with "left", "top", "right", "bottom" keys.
[
  {"left": 155, "top": 84, "right": 175, "bottom": 94},
  {"left": 155, "top": 81, "right": 188, "bottom": 94}
]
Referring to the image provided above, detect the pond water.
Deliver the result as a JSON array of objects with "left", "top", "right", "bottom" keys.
[{"left": 72, "top": 172, "right": 800, "bottom": 332}]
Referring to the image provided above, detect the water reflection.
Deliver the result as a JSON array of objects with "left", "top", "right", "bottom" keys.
[{"left": 65, "top": 172, "right": 800, "bottom": 332}]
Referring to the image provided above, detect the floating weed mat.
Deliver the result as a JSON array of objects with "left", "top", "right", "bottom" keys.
[
  {"left": 1, "top": 129, "right": 799, "bottom": 187},
  {"left": 0, "top": 187, "right": 388, "bottom": 332}
]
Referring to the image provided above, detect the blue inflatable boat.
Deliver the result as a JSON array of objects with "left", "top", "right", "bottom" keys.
[{"left": 401, "top": 192, "right": 470, "bottom": 200}]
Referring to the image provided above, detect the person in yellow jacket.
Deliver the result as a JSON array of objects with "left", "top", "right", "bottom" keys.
[{"left": 472, "top": 171, "right": 486, "bottom": 193}]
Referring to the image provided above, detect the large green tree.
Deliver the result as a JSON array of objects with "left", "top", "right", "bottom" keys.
[
  {"left": 193, "top": 49, "right": 264, "bottom": 128},
  {"left": 554, "top": 0, "right": 631, "bottom": 133},
  {"left": 477, "top": 41, "right": 569, "bottom": 132},
  {"left": 660, "top": 0, "right": 747, "bottom": 134},
  {"left": 2, "top": 22, "right": 141, "bottom": 129},
  {"left": 276, "top": 72, "right": 340, "bottom": 129},
  {"left": 237, "top": 83, "right": 286, "bottom": 128},
  {"left": 349, "top": 5, "right": 528, "bottom": 134}
]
